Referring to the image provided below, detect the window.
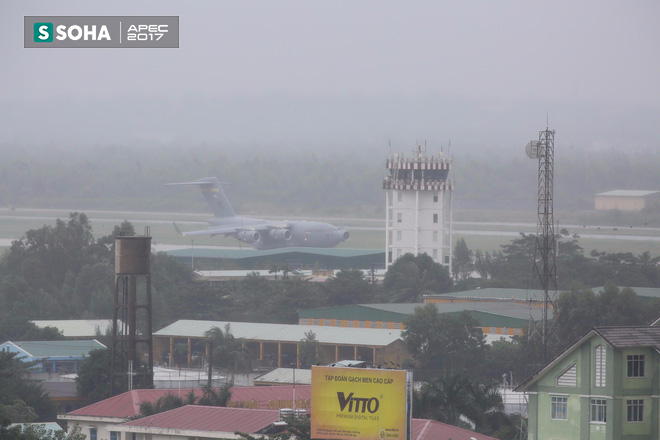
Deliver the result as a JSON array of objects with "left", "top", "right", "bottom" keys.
[
  {"left": 433, "top": 249, "right": 438, "bottom": 259},
  {"left": 433, "top": 213, "right": 438, "bottom": 223},
  {"left": 627, "top": 399, "right": 644, "bottom": 422},
  {"left": 397, "top": 231, "right": 402, "bottom": 241},
  {"left": 556, "top": 363, "right": 577, "bottom": 387},
  {"left": 433, "top": 193, "right": 438, "bottom": 202},
  {"left": 397, "top": 249, "right": 402, "bottom": 259},
  {"left": 627, "top": 354, "right": 645, "bottom": 378},
  {"left": 397, "top": 213, "right": 402, "bottom": 223},
  {"left": 433, "top": 231, "right": 438, "bottom": 241},
  {"left": 551, "top": 396, "right": 568, "bottom": 420},
  {"left": 595, "top": 345, "right": 606, "bottom": 387},
  {"left": 110, "top": 433, "right": 118, "bottom": 440},
  {"left": 397, "top": 192, "right": 403, "bottom": 202},
  {"left": 90, "top": 428, "right": 97, "bottom": 440},
  {"left": 590, "top": 399, "right": 606, "bottom": 423}
]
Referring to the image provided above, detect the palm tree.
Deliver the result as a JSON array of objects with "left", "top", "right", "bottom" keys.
[{"left": 205, "top": 325, "right": 251, "bottom": 370}]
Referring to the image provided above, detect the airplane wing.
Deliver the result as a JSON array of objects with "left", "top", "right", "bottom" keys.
[{"left": 173, "top": 222, "right": 289, "bottom": 237}]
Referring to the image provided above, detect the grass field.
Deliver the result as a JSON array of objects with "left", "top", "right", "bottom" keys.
[{"left": 1, "top": 207, "right": 660, "bottom": 257}]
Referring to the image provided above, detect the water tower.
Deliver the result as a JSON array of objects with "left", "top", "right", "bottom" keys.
[
  {"left": 111, "top": 233, "right": 154, "bottom": 394},
  {"left": 383, "top": 144, "right": 454, "bottom": 269}
]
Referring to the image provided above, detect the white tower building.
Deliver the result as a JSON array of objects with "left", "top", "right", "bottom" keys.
[{"left": 383, "top": 145, "right": 454, "bottom": 269}]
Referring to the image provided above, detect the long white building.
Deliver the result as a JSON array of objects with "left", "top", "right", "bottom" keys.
[{"left": 383, "top": 146, "right": 454, "bottom": 269}]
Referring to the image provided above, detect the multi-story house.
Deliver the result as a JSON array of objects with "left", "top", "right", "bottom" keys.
[{"left": 517, "top": 326, "right": 660, "bottom": 440}]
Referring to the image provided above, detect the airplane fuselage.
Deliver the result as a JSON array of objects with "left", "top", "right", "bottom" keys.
[
  {"left": 168, "top": 177, "right": 349, "bottom": 250},
  {"left": 208, "top": 216, "right": 349, "bottom": 250}
]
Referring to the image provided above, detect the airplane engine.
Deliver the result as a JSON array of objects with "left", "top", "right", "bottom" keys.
[
  {"left": 269, "top": 229, "right": 291, "bottom": 241},
  {"left": 342, "top": 231, "right": 350, "bottom": 241},
  {"left": 238, "top": 230, "right": 261, "bottom": 243}
]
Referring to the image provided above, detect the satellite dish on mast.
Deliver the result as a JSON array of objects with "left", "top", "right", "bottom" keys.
[{"left": 526, "top": 140, "right": 541, "bottom": 159}]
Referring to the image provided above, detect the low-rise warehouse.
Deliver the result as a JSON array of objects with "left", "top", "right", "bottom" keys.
[{"left": 154, "top": 320, "right": 409, "bottom": 369}]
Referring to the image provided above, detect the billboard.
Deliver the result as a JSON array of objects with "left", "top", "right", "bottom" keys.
[{"left": 311, "top": 366, "right": 412, "bottom": 440}]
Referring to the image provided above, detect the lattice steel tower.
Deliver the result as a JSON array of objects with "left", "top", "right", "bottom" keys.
[{"left": 526, "top": 128, "right": 558, "bottom": 363}]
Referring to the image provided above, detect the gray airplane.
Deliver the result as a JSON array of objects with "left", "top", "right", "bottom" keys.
[{"left": 167, "top": 177, "right": 350, "bottom": 250}]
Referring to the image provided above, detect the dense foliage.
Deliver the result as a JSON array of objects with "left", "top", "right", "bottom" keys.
[
  {"left": 0, "top": 351, "right": 56, "bottom": 422},
  {"left": 2, "top": 213, "right": 660, "bottom": 435}
]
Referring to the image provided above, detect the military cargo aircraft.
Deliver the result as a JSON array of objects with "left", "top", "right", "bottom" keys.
[{"left": 166, "top": 177, "right": 350, "bottom": 250}]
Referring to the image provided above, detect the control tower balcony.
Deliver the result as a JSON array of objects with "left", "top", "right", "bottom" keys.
[
  {"left": 385, "top": 156, "right": 452, "bottom": 171},
  {"left": 383, "top": 178, "right": 455, "bottom": 191}
]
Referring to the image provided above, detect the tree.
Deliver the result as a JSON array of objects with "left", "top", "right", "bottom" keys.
[
  {"left": 555, "top": 283, "right": 660, "bottom": 351},
  {"left": 236, "top": 415, "right": 310, "bottom": 440},
  {"left": 414, "top": 372, "right": 510, "bottom": 436},
  {"left": 138, "top": 393, "right": 186, "bottom": 417},
  {"left": 452, "top": 238, "right": 473, "bottom": 281},
  {"left": 0, "top": 419, "right": 85, "bottom": 440},
  {"left": 402, "top": 305, "right": 486, "bottom": 378},
  {"left": 76, "top": 349, "right": 118, "bottom": 404},
  {"left": 298, "top": 330, "right": 324, "bottom": 368},
  {"left": 473, "top": 249, "right": 493, "bottom": 279},
  {"left": 383, "top": 253, "right": 452, "bottom": 303},
  {"left": 323, "top": 269, "right": 370, "bottom": 305},
  {"left": 19, "top": 325, "right": 64, "bottom": 341},
  {"left": 198, "top": 383, "right": 232, "bottom": 406},
  {"left": 205, "top": 325, "right": 250, "bottom": 370},
  {"left": 0, "top": 351, "right": 56, "bottom": 423}
]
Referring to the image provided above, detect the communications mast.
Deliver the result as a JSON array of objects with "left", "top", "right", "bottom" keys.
[
  {"left": 383, "top": 144, "right": 454, "bottom": 269},
  {"left": 526, "top": 128, "right": 558, "bottom": 364}
]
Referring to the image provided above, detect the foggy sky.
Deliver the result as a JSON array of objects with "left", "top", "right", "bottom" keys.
[{"left": 2, "top": 1, "right": 659, "bottom": 150}]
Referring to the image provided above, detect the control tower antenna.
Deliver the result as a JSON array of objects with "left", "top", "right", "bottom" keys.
[{"left": 525, "top": 128, "right": 558, "bottom": 364}]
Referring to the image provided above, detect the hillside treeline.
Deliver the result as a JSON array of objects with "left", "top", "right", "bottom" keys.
[{"left": 1, "top": 143, "right": 660, "bottom": 216}]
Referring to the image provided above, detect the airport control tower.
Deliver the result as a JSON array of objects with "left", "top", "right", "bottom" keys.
[{"left": 383, "top": 145, "right": 454, "bottom": 269}]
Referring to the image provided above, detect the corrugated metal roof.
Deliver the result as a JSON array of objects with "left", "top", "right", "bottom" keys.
[
  {"left": 300, "top": 302, "right": 540, "bottom": 327},
  {"left": 595, "top": 190, "right": 660, "bottom": 197},
  {"left": 116, "top": 405, "right": 280, "bottom": 434},
  {"left": 3, "top": 340, "right": 106, "bottom": 358},
  {"left": 411, "top": 418, "right": 499, "bottom": 440},
  {"left": 167, "top": 247, "right": 383, "bottom": 259},
  {"left": 154, "top": 320, "right": 403, "bottom": 347},
  {"left": 63, "top": 386, "right": 313, "bottom": 419},
  {"left": 115, "top": 406, "right": 502, "bottom": 440},
  {"left": 229, "top": 385, "right": 311, "bottom": 409},
  {"left": 63, "top": 388, "right": 205, "bottom": 419},
  {"left": 426, "top": 287, "right": 545, "bottom": 301},
  {"left": 30, "top": 319, "right": 112, "bottom": 338},
  {"left": 299, "top": 304, "right": 411, "bottom": 322},
  {"left": 253, "top": 368, "right": 312, "bottom": 386},
  {"left": 62, "top": 386, "right": 499, "bottom": 439}
]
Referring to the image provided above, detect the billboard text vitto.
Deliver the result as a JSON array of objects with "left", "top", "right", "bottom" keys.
[{"left": 311, "top": 366, "right": 411, "bottom": 440}]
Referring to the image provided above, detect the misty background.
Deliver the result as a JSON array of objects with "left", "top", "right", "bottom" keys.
[{"left": 1, "top": 1, "right": 659, "bottom": 218}]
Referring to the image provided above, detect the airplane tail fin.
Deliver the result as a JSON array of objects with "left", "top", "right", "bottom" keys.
[{"left": 165, "top": 177, "right": 237, "bottom": 218}]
